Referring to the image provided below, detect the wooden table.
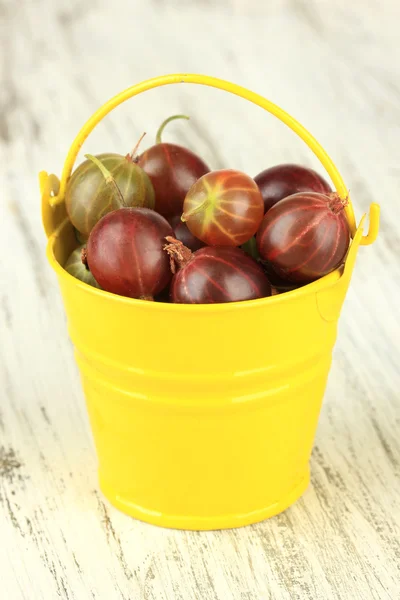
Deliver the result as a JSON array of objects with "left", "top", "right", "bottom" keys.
[{"left": 1, "top": 1, "right": 399, "bottom": 598}]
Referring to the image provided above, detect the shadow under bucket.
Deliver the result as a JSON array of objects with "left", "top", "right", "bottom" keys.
[{"left": 40, "top": 74, "right": 379, "bottom": 530}]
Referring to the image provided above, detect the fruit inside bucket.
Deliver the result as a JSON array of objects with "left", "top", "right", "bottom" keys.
[{"left": 59, "top": 113, "right": 353, "bottom": 304}]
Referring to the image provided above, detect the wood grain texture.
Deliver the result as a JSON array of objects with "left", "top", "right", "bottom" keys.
[{"left": 1, "top": 0, "right": 399, "bottom": 598}]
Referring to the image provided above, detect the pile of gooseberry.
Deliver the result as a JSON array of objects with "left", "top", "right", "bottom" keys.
[{"left": 64, "top": 115, "right": 350, "bottom": 304}]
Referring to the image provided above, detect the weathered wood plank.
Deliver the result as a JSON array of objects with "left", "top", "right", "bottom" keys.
[{"left": 0, "top": 0, "right": 399, "bottom": 598}]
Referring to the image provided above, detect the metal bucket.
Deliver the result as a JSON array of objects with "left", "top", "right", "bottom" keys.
[{"left": 40, "top": 74, "right": 379, "bottom": 530}]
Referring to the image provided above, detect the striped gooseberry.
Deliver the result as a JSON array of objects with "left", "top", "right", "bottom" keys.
[
  {"left": 138, "top": 115, "right": 210, "bottom": 217},
  {"left": 64, "top": 245, "right": 100, "bottom": 289},
  {"left": 164, "top": 237, "right": 271, "bottom": 304},
  {"left": 182, "top": 169, "right": 264, "bottom": 247},
  {"left": 256, "top": 191, "right": 350, "bottom": 283},
  {"left": 65, "top": 135, "right": 154, "bottom": 237},
  {"left": 86, "top": 208, "right": 173, "bottom": 300}
]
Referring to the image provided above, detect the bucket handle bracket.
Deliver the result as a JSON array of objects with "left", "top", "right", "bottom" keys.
[{"left": 40, "top": 171, "right": 67, "bottom": 239}]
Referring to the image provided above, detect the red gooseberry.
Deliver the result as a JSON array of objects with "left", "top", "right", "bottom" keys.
[
  {"left": 254, "top": 163, "right": 332, "bottom": 213},
  {"left": 164, "top": 237, "right": 271, "bottom": 304},
  {"left": 137, "top": 115, "right": 210, "bottom": 217},
  {"left": 86, "top": 208, "right": 174, "bottom": 299},
  {"left": 256, "top": 191, "right": 350, "bottom": 283}
]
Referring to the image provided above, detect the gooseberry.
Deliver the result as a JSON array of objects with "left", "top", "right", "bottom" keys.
[
  {"left": 256, "top": 192, "right": 350, "bottom": 283},
  {"left": 64, "top": 245, "right": 100, "bottom": 288},
  {"left": 164, "top": 237, "right": 271, "bottom": 304},
  {"left": 65, "top": 137, "right": 155, "bottom": 237},
  {"left": 137, "top": 115, "right": 210, "bottom": 217},
  {"left": 86, "top": 208, "right": 173, "bottom": 299},
  {"left": 182, "top": 169, "right": 264, "bottom": 247},
  {"left": 254, "top": 163, "right": 332, "bottom": 213}
]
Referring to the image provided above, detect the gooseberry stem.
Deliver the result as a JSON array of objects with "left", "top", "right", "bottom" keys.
[
  {"left": 128, "top": 132, "right": 146, "bottom": 162},
  {"left": 81, "top": 247, "right": 89, "bottom": 269},
  {"left": 181, "top": 197, "right": 210, "bottom": 222},
  {"left": 328, "top": 192, "right": 348, "bottom": 215},
  {"left": 156, "top": 114, "right": 190, "bottom": 144},
  {"left": 163, "top": 236, "right": 192, "bottom": 274},
  {"left": 85, "top": 154, "right": 126, "bottom": 208}
]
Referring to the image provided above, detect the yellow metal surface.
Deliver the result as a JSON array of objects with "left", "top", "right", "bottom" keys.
[{"left": 40, "top": 74, "right": 379, "bottom": 530}]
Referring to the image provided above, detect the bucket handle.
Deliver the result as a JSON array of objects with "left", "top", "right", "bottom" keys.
[{"left": 40, "top": 73, "right": 379, "bottom": 245}]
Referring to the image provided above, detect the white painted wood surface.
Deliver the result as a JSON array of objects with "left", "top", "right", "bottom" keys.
[{"left": 1, "top": 0, "right": 399, "bottom": 598}]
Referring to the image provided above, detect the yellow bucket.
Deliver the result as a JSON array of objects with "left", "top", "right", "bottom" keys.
[{"left": 40, "top": 74, "right": 380, "bottom": 530}]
